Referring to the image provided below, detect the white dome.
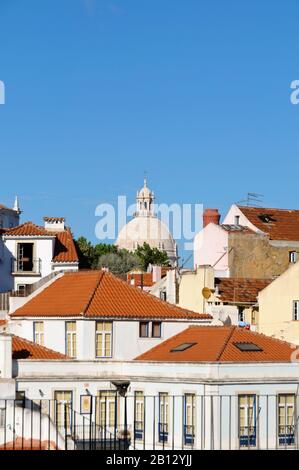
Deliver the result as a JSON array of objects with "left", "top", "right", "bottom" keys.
[{"left": 116, "top": 215, "right": 177, "bottom": 264}]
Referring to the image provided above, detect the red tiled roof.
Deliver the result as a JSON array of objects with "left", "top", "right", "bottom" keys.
[
  {"left": 127, "top": 273, "right": 154, "bottom": 287},
  {"left": 216, "top": 277, "right": 272, "bottom": 303},
  {"left": 238, "top": 205, "right": 299, "bottom": 241},
  {"left": 4, "top": 222, "right": 78, "bottom": 263},
  {"left": 135, "top": 326, "right": 299, "bottom": 363},
  {"left": 11, "top": 270, "right": 212, "bottom": 320},
  {"left": 53, "top": 228, "right": 78, "bottom": 263},
  {"left": 12, "top": 335, "right": 68, "bottom": 360},
  {"left": 0, "top": 437, "right": 58, "bottom": 450},
  {"left": 5, "top": 222, "right": 54, "bottom": 237},
  {"left": 0, "top": 320, "right": 7, "bottom": 326}
]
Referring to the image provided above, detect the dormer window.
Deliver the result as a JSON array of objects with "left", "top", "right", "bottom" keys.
[{"left": 289, "top": 251, "right": 297, "bottom": 264}]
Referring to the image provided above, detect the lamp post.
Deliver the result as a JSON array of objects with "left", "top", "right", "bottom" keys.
[{"left": 111, "top": 381, "right": 130, "bottom": 448}]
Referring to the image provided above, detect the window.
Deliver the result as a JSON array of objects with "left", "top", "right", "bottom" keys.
[
  {"left": 238, "top": 395, "right": 257, "bottom": 447},
  {"left": 139, "top": 322, "right": 149, "bottom": 338},
  {"left": 289, "top": 251, "right": 297, "bottom": 264},
  {"left": 234, "top": 342, "right": 262, "bottom": 352},
  {"left": 16, "top": 242, "right": 34, "bottom": 272},
  {"left": 97, "top": 391, "right": 117, "bottom": 428},
  {"left": 33, "top": 322, "right": 44, "bottom": 346},
  {"left": 278, "top": 394, "right": 295, "bottom": 446},
  {"left": 234, "top": 215, "right": 240, "bottom": 225},
  {"left": 15, "top": 391, "right": 25, "bottom": 408},
  {"left": 152, "top": 322, "right": 161, "bottom": 338},
  {"left": 293, "top": 301, "right": 299, "bottom": 321},
  {"left": 238, "top": 307, "right": 245, "bottom": 322},
  {"left": 65, "top": 322, "right": 77, "bottom": 358},
  {"left": 134, "top": 391, "right": 144, "bottom": 440},
  {"left": 159, "top": 393, "right": 169, "bottom": 442},
  {"left": 17, "top": 284, "right": 28, "bottom": 296},
  {"left": 54, "top": 391, "right": 73, "bottom": 434},
  {"left": 251, "top": 310, "right": 257, "bottom": 325},
  {"left": 96, "top": 321, "right": 112, "bottom": 358},
  {"left": 0, "top": 408, "right": 5, "bottom": 428},
  {"left": 160, "top": 291, "right": 167, "bottom": 301},
  {"left": 184, "top": 394, "right": 196, "bottom": 445},
  {"left": 170, "top": 343, "right": 197, "bottom": 352}
]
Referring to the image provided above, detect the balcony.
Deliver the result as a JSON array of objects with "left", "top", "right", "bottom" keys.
[{"left": 12, "top": 258, "right": 41, "bottom": 276}]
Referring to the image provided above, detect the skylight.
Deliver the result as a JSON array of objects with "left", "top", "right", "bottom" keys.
[
  {"left": 234, "top": 342, "right": 263, "bottom": 352},
  {"left": 170, "top": 342, "right": 197, "bottom": 352}
]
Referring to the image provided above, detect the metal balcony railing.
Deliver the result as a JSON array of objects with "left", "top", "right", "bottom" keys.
[
  {"left": 12, "top": 258, "right": 41, "bottom": 275},
  {"left": 0, "top": 394, "right": 299, "bottom": 451}
]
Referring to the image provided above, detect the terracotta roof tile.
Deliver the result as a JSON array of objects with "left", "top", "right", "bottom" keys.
[
  {"left": 216, "top": 277, "right": 272, "bottom": 303},
  {"left": 53, "top": 228, "right": 78, "bottom": 263},
  {"left": 238, "top": 205, "right": 299, "bottom": 241},
  {"left": 12, "top": 335, "right": 68, "bottom": 360},
  {"left": 127, "top": 273, "right": 154, "bottom": 287},
  {"left": 5, "top": 222, "right": 54, "bottom": 237},
  {"left": 135, "top": 326, "right": 298, "bottom": 363},
  {"left": 12, "top": 270, "right": 212, "bottom": 320},
  {"left": 43, "top": 217, "right": 65, "bottom": 222},
  {"left": 0, "top": 437, "right": 58, "bottom": 450}
]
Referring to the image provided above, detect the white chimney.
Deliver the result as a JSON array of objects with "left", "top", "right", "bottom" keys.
[
  {"left": 152, "top": 265, "right": 162, "bottom": 283},
  {"left": 44, "top": 217, "right": 65, "bottom": 231}
]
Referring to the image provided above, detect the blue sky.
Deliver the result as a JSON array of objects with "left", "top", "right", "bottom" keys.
[{"left": 0, "top": 0, "right": 298, "bottom": 263}]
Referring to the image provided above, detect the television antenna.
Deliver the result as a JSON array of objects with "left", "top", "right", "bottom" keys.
[{"left": 237, "top": 192, "right": 264, "bottom": 207}]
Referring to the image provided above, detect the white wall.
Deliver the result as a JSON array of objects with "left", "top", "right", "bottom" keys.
[
  {"left": 14, "top": 359, "right": 299, "bottom": 450},
  {"left": 193, "top": 223, "right": 229, "bottom": 275},
  {"left": 10, "top": 318, "right": 209, "bottom": 360}
]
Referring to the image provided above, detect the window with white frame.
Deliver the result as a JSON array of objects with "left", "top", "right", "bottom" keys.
[
  {"left": 289, "top": 251, "right": 297, "bottom": 264},
  {"left": 134, "top": 391, "right": 144, "bottom": 440},
  {"left": 152, "top": 321, "right": 161, "bottom": 338},
  {"left": 95, "top": 321, "right": 112, "bottom": 358},
  {"left": 97, "top": 391, "right": 117, "bottom": 428},
  {"left": 293, "top": 301, "right": 299, "bottom": 321},
  {"left": 238, "top": 394, "right": 257, "bottom": 447},
  {"left": 33, "top": 321, "right": 44, "bottom": 345},
  {"left": 159, "top": 393, "right": 169, "bottom": 443},
  {"left": 184, "top": 394, "right": 196, "bottom": 445},
  {"left": 0, "top": 408, "right": 5, "bottom": 428},
  {"left": 278, "top": 394, "right": 295, "bottom": 446},
  {"left": 54, "top": 391, "right": 72, "bottom": 433},
  {"left": 65, "top": 321, "right": 77, "bottom": 358},
  {"left": 139, "top": 321, "right": 149, "bottom": 338}
]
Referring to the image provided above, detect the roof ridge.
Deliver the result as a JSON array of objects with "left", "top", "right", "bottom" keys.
[
  {"left": 216, "top": 326, "right": 236, "bottom": 361},
  {"left": 106, "top": 270, "right": 210, "bottom": 318},
  {"left": 82, "top": 270, "right": 105, "bottom": 316},
  {"left": 238, "top": 205, "right": 299, "bottom": 212}
]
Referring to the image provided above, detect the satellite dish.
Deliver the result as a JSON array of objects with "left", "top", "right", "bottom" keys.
[{"left": 202, "top": 287, "right": 212, "bottom": 299}]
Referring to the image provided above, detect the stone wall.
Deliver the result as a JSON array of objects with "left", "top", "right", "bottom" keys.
[{"left": 228, "top": 232, "right": 297, "bottom": 279}]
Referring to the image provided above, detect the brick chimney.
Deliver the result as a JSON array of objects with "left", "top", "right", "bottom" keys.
[{"left": 203, "top": 209, "right": 220, "bottom": 228}]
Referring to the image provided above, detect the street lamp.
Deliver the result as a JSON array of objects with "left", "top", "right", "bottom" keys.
[{"left": 111, "top": 381, "right": 130, "bottom": 448}]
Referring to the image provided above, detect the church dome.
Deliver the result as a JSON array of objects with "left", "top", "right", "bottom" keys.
[{"left": 115, "top": 179, "right": 178, "bottom": 266}]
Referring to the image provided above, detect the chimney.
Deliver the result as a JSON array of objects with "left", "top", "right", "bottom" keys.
[
  {"left": 203, "top": 209, "right": 220, "bottom": 228},
  {"left": 152, "top": 265, "right": 162, "bottom": 283},
  {"left": 43, "top": 217, "right": 65, "bottom": 231}
]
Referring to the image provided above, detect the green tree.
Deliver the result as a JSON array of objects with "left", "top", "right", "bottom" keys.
[
  {"left": 75, "top": 237, "right": 118, "bottom": 269},
  {"left": 134, "top": 242, "right": 169, "bottom": 271},
  {"left": 97, "top": 250, "right": 141, "bottom": 275}
]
